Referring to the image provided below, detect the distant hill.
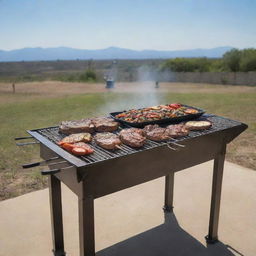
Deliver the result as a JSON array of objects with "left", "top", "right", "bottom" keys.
[{"left": 0, "top": 46, "right": 233, "bottom": 62}]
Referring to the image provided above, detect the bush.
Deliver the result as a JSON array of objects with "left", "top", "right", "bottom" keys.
[
  {"left": 79, "top": 70, "right": 97, "bottom": 82},
  {"left": 161, "top": 58, "right": 211, "bottom": 72}
]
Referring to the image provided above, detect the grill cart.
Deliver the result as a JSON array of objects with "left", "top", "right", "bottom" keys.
[{"left": 16, "top": 114, "right": 247, "bottom": 256}]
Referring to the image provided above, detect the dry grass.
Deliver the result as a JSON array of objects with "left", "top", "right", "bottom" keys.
[
  {"left": 0, "top": 81, "right": 255, "bottom": 201},
  {"left": 0, "top": 81, "right": 255, "bottom": 99}
]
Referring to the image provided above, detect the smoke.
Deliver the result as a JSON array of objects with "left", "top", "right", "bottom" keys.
[
  {"left": 136, "top": 65, "right": 176, "bottom": 83},
  {"left": 104, "top": 60, "right": 118, "bottom": 81},
  {"left": 96, "top": 65, "right": 175, "bottom": 116}
]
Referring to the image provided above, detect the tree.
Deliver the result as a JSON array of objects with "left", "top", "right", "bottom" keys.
[
  {"left": 222, "top": 48, "right": 241, "bottom": 72},
  {"left": 239, "top": 48, "right": 256, "bottom": 72},
  {"left": 161, "top": 58, "right": 211, "bottom": 72}
]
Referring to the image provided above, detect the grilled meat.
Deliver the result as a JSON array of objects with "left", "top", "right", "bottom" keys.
[
  {"left": 119, "top": 128, "right": 146, "bottom": 148},
  {"left": 143, "top": 124, "right": 159, "bottom": 133},
  {"left": 94, "top": 132, "right": 122, "bottom": 150},
  {"left": 59, "top": 119, "right": 94, "bottom": 134},
  {"left": 92, "top": 117, "right": 119, "bottom": 132},
  {"left": 166, "top": 124, "right": 189, "bottom": 138},
  {"left": 145, "top": 127, "right": 171, "bottom": 142},
  {"left": 143, "top": 124, "right": 189, "bottom": 140},
  {"left": 60, "top": 142, "right": 94, "bottom": 156},
  {"left": 59, "top": 133, "right": 92, "bottom": 145},
  {"left": 185, "top": 120, "right": 212, "bottom": 131}
]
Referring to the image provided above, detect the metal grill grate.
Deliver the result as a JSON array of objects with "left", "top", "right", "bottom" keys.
[{"left": 35, "top": 115, "right": 241, "bottom": 166}]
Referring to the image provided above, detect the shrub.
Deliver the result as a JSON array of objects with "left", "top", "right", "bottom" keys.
[{"left": 79, "top": 70, "right": 97, "bottom": 82}]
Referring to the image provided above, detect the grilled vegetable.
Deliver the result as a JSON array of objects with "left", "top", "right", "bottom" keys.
[
  {"left": 115, "top": 103, "right": 199, "bottom": 123},
  {"left": 168, "top": 103, "right": 181, "bottom": 109},
  {"left": 184, "top": 108, "right": 198, "bottom": 114}
]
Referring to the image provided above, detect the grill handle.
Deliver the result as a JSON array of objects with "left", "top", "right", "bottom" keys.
[
  {"left": 23, "top": 162, "right": 41, "bottom": 168},
  {"left": 41, "top": 169, "right": 60, "bottom": 176},
  {"left": 22, "top": 156, "right": 60, "bottom": 169},
  {"left": 16, "top": 141, "right": 39, "bottom": 146},
  {"left": 15, "top": 136, "right": 33, "bottom": 141},
  {"left": 41, "top": 166, "right": 74, "bottom": 176}
]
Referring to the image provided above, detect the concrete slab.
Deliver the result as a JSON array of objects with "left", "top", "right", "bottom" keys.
[{"left": 0, "top": 161, "right": 255, "bottom": 256}]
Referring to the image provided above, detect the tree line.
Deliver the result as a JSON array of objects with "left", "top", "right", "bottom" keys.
[{"left": 161, "top": 48, "right": 256, "bottom": 72}]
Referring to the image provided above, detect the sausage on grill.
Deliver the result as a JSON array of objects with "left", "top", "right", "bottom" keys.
[{"left": 60, "top": 142, "right": 94, "bottom": 156}]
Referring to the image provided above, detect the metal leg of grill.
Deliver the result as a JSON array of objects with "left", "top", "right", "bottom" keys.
[
  {"left": 78, "top": 196, "right": 95, "bottom": 256},
  {"left": 163, "top": 172, "right": 174, "bottom": 212},
  {"left": 205, "top": 146, "right": 226, "bottom": 244},
  {"left": 49, "top": 175, "right": 66, "bottom": 256}
]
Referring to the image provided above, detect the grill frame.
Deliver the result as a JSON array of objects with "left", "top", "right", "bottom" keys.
[{"left": 26, "top": 114, "right": 248, "bottom": 256}]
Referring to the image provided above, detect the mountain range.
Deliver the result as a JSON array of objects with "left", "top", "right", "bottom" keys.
[{"left": 0, "top": 46, "right": 233, "bottom": 62}]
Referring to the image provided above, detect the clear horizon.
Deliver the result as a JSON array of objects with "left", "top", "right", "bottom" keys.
[
  {"left": 0, "top": 0, "right": 255, "bottom": 51},
  {"left": 0, "top": 45, "right": 239, "bottom": 52}
]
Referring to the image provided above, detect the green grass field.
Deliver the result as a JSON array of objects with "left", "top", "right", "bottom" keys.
[{"left": 0, "top": 88, "right": 255, "bottom": 200}]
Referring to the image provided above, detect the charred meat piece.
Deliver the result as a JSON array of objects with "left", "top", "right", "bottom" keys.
[
  {"left": 92, "top": 117, "right": 119, "bottom": 132},
  {"left": 59, "top": 119, "right": 94, "bottom": 135},
  {"left": 145, "top": 127, "right": 171, "bottom": 142},
  {"left": 60, "top": 142, "right": 94, "bottom": 156},
  {"left": 185, "top": 120, "right": 212, "bottom": 131},
  {"left": 94, "top": 132, "right": 122, "bottom": 150},
  {"left": 58, "top": 133, "right": 92, "bottom": 145},
  {"left": 119, "top": 128, "right": 146, "bottom": 148},
  {"left": 166, "top": 124, "right": 189, "bottom": 138},
  {"left": 143, "top": 124, "right": 159, "bottom": 133}
]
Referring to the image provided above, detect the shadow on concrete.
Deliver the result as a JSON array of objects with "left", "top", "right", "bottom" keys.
[{"left": 97, "top": 212, "right": 234, "bottom": 256}]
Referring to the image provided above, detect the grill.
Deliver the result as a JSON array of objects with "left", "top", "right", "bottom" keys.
[
  {"left": 29, "top": 115, "right": 238, "bottom": 168},
  {"left": 18, "top": 114, "right": 247, "bottom": 256}
]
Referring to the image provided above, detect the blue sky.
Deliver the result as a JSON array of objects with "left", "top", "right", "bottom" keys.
[{"left": 0, "top": 0, "right": 255, "bottom": 51}]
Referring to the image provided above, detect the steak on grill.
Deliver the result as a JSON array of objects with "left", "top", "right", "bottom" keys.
[
  {"left": 59, "top": 119, "right": 94, "bottom": 134},
  {"left": 92, "top": 117, "right": 119, "bottom": 132},
  {"left": 59, "top": 133, "right": 92, "bottom": 145},
  {"left": 143, "top": 124, "right": 160, "bottom": 133},
  {"left": 119, "top": 128, "right": 146, "bottom": 148},
  {"left": 166, "top": 124, "right": 189, "bottom": 138},
  {"left": 94, "top": 132, "right": 122, "bottom": 150},
  {"left": 145, "top": 127, "right": 171, "bottom": 141}
]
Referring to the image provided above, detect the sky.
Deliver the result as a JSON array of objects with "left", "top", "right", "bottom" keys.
[{"left": 0, "top": 0, "right": 255, "bottom": 51}]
